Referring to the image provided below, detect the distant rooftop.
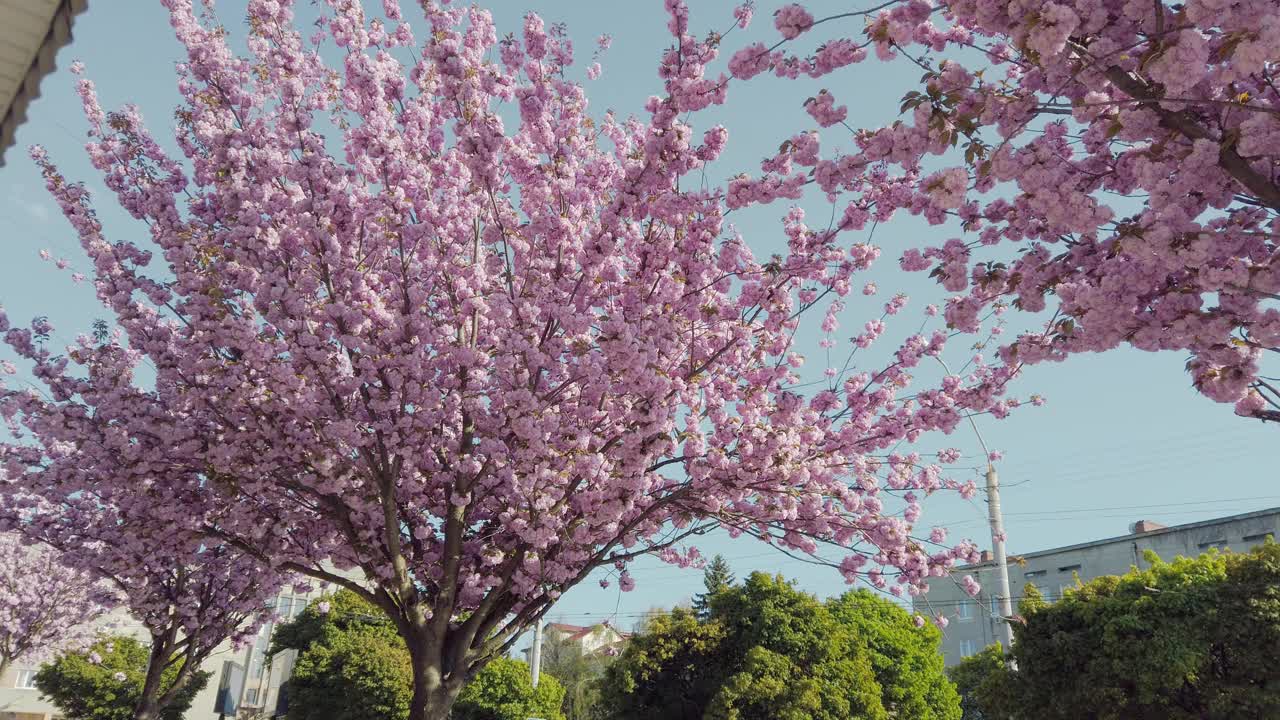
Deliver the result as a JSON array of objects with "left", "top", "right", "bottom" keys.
[
  {"left": 546, "top": 621, "right": 632, "bottom": 641},
  {"left": 960, "top": 505, "right": 1280, "bottom": 570}
]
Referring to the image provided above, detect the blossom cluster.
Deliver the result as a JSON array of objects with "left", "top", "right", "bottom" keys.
[
  {"left": 0, "top": 0, "right": 1028, "bottom": 709},
  {"left": 715, "top": 0, "right": 1280, "bottom": 421},
  {"left": 0, "top": 535, "right": 110, "bottom": 669}
]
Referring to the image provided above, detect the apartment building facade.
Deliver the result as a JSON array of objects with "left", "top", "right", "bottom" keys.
[
  {"left": 914, "top": 506, "right": 1280, "bottom": 667},
  {"left": 0, "top": 588, "right": 320, "bottom": 720}
]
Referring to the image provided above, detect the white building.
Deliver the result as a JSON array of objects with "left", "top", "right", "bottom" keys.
[
  {"left": 0, "top": 588, "right": 321, "bottom": 720},
  {"left": 915, "top": 506, "right": 1280, "bottom": 667}
]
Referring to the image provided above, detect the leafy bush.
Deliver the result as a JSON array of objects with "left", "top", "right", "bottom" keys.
[
  {"left": 950, "top": 542, "right": 1280, "bottom": 720},
  {"left": 34, "top": 635, "right": 209, "bottom": 720}
]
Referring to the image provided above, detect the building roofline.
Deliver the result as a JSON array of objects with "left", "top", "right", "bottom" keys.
[
  {"left": 0, "top": 0, "right": 90, "bottom": 167},
  {"left": 956, "top": 505, "right": 1280, "bottom": 570}
]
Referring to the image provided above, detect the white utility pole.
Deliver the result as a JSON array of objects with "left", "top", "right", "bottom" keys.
[
  {"left": 985, "top": 463, "right": 1015, "bottom": 650},
  {"left": 934, "top": 358, "right": 1016, "bottom": 655},
  {"left": 530, "top": 618, "right": 544, "bottom": 688}
]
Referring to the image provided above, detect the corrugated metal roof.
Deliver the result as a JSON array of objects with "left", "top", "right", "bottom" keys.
[{"left": 0, "top": 0, "right": 89, "bottom": 167}]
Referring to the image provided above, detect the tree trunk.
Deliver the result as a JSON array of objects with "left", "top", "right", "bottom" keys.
[
  {"left": 0, "top": 657, "right": 12, "bottom": 685},
  {"left": 406, "top": 634, "right": 463, "bottom": 720},
  {"left": 134, "top": 636, "right": 170, "bottom": 720}
]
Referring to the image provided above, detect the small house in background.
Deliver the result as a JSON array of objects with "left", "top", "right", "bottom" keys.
[
  {"left": 523, "top": 621, "right": 633, "bottom": 663},
  {"left": 545, "top": 622, "right": 632, "bottom": 657}
]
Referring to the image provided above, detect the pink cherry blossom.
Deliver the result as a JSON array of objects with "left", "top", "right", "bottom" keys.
[
  {"left": 774, "top": 4, "right": 814, "bottom": 40},
  {"left": 0, "top": 2, "right": 1025, "bottom": 718},
  {"left": 0, "top": 535, "right": 108, "bottom": 677},
  {"left": 714, "top": 0, "right": 1280, "bottom": 423},
  {"left": 804, "top": 90, "right": 847, "bottom": 128},
  {"left": 923, "top": 168, "right": 968, "bottom": 210}
]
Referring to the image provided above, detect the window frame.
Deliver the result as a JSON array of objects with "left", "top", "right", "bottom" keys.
[{"left": 15, "top": 669, "right": 38, "bottom": 689}]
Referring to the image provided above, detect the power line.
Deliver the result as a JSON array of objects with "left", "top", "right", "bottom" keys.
[
  {"left": 1000, "top": 496, "right": 1280, "bottom": 516},
  {"left": 931, "top": 496, "right": 1280, "bottom": 530},
  {"left": 598, "top": 497, "right": 1280, "bottom": 580},
  {"left": 997, "top": 430, "right": 1261, "bottom": 480},
  {"left": 942, "top": 506, "right": 1280, "bottom": 532}
]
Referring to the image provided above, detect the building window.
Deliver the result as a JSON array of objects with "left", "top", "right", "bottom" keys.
[
  {"left": 244, "top": 687, "right": 260, "bottom": 705},
  {"left": 1024, "top": 569, "right": 1046, "bottom": 579},
  {"left": 1197, "top": 538, "right": 1227, "bottom": 550},
  {"left": 1057, "top": 564, "right": 1081, "bottom": 572},
  {"left": 959, "top": 639, "right": 976, "bottom": 657},
  {"left": 1243, "top": 532, "right": 1273, "bottom": 543},
  {"left": 277, "top": 596, "right": 294, "bottom": 618},
  {"left": 956, "top": 600, "right": 974, "bottom": 622},
  {"left": 990, "top": 596, "right": 1002, "bottom": 618},
  {"left": 15, "top": 669, "right": 38, "bottom": 689}
]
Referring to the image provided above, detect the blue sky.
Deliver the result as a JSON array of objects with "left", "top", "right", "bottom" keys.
[{"left": 1, "top": 0, "right": 1274, "bottom": 637}]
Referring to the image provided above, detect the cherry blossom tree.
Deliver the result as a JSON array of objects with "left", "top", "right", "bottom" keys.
[
  {"left": 0, "top": 494, "right": 284, "bottom": 720},
  {"left": 0, "top": 1, "right": 1029, "bottom": 718},
  {"left": 0, "top": 534, "right": 108, "bottom": 680},
  {"left": 716, "top": 0, "right": 1280, "bottom": 422}
]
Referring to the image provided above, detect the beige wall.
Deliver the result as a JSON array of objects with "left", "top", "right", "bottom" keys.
[{"left": 185, "top": 590, "right": 318, "bottom": 720}]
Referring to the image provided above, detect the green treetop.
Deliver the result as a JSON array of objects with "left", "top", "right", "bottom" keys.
[
  {"left": 692, "top": 555, "right": 735, "bottom": 620},
  {"left": 599, "top": 572, "right": 960, "bottom": 720}
]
